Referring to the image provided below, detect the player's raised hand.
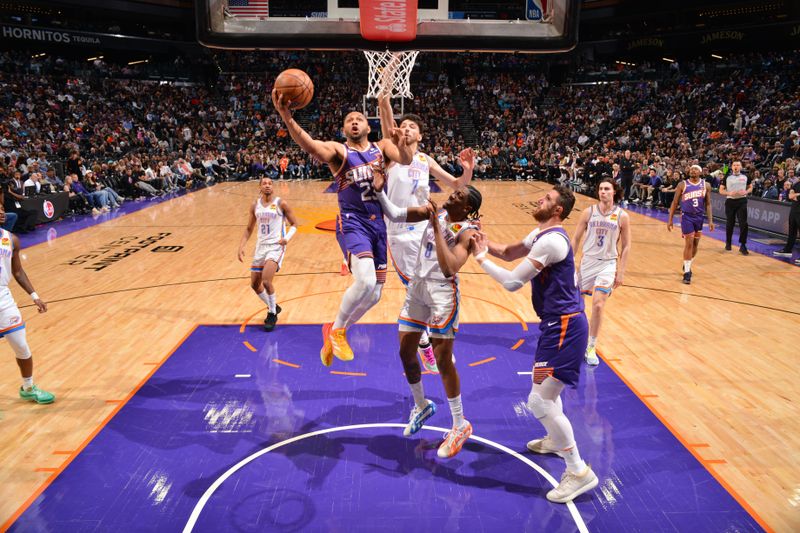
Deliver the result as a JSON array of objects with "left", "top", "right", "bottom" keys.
[
  {"left": 271, "top": 89, "right": 292, "bottom": 115},
  {"left": 471, "top": 232, "right": 489, "bottom": 257},
  {"left": 458, "top": 148, "right": 475, "bottom": 171},
  {"left": 428, "top": 199, "right": 439, "bottom": 224},
  {"left": 391, "top": 127, "right": 407, "bottom": 147}
]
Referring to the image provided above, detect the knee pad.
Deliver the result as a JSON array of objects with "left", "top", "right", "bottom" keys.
[
  {"left": 526, "top": 391, "right": 556, "bottom": 419},
  {"left": 6, "top": 328, "right": 31, "bottom": 359}
]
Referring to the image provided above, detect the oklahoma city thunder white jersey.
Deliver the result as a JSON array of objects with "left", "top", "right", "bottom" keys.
[
  {"left": 255, "top": 197, "right": 285, "bottom": 244},
  {"left": 385, "top": 152, "right": 431, "bottom": 235},
  {"left": 582, "top": 204, "right": 621, "bottom": 261},
  {"left": 414, "top": 211, "right": 474, "bottom": 281},
  {"left": 0, "top": 230, "right": 12, "bottom": 293}
]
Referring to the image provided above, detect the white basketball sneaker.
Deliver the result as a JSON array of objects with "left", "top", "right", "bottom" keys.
[{"left": 546, "top": 466, "right": 599, "bottom": 503}]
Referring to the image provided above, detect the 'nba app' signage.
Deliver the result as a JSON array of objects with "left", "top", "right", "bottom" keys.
[
  {"left": 710, "top": 192, "right": 790, "bottom": 236},
  {"left": 62, "top": 233, "right": 176, "bottom": 271},
  {"left": 1, "top": 24, "right": 101, "bottom": 45}
]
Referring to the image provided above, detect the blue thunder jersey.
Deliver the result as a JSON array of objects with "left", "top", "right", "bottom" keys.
[{"left": 334, "top": 142, "right": 386, "bottom": 219}]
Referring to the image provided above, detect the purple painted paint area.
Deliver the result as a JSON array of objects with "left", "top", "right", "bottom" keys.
[
  {"left": 17, "top": 189, "right": 190, "bottom": 249},
  {"left": 10, "top": 324, "right": 761, "bottom": 532},
  {"left": 622, "top": 202, "right": 798, "bottom": 266}
]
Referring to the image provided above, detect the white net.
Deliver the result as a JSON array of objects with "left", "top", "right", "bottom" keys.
[{"left": 363, "top": 50, "right": 419, "bottom": 99}]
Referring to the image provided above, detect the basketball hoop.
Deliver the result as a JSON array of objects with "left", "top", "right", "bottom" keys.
[{"left": 363, "top": 50, "right": 419, "bottom": 99}]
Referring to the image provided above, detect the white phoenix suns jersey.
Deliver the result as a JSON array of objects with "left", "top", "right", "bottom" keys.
[
  {"left": 255, "top": 197, "right": 285, "bottom": 244},
  {"left": 582, "top": 204, "right": 622, "bottom": 261},
  {"left": 385, "top": 152, "right": 431, "bottom": 235},
  {"left": 0, "top": 230, "right": 12, "bottom": 294},
  {"left": 414, "top": 211, "right": 475, "bottom": 281}
]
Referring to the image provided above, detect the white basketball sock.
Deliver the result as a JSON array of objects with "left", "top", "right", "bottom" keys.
[
  {"left": 22, "top": 376, "right": 33, "bottom": 391},
  {"left": 447, "top": 395, "right": 465, "bottom": 428},
  {"left": 533, "top": 379, "right": 587, "bottom": 473},
  {"left": 684, "top": 259, "right": 692, "bottom": 273},
  {"left": 256, "top": 289, "right": 269, "bottom": 307},
  {"left": 266, "top": 293, "right": 276, "bottom": 313},
  {"left": 588, "top": 336, "right": 597, "bottom": 348}
]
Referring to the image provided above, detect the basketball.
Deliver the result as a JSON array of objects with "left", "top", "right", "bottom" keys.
[{"left": 274, "top": 68, "right": 314, "bottom": 109}]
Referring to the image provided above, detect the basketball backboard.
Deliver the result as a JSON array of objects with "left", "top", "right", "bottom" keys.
[{"left": 197, "top": 0, "right": 579, "bottom": 53}]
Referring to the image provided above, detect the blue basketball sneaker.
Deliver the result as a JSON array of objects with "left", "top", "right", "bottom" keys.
[{"left": 403, "top": 399, "right": 436, "bottom": 436}]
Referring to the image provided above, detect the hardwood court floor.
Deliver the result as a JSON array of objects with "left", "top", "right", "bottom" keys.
[{"left": 0, "top": 180, "right": 797, "bottom": 531}]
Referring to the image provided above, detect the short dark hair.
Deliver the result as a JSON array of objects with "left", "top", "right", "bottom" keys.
[
  {"left": 398, "top": 113, "right": 425, "bottom": 134},
  {"left": 553, "top": 185, "right": 576, "bottom": 220},
  {"left": 598, "top": 177, "right": 623, "bottom": 203}
]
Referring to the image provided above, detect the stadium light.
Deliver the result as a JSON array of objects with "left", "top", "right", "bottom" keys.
[
  {"left": 662, "top": 57, "right": 675, "bottom": 63},
  {"left": 87, "top": 56, "right": 104, "bottom": 61},
  {"left": 31, "top": 53, "right": 46, "bottom": 59},
  {"left": 128, "top": 59, "right": 149, "bottom": 65},
  {"left": 711, "top": 54, "right": 723, "bottom": 59}
]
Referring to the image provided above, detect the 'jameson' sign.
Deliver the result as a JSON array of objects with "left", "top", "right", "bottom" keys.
[{"left": 1, "top": 24, "right": 101, "bottom": 45}]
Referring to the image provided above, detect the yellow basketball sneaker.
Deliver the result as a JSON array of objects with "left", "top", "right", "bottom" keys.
[
  {"left": 320, "top": 322, "right": 334, "bottom": 367},
  {"left": 330, "top": 327, "right": 354, "bottom": 361}
]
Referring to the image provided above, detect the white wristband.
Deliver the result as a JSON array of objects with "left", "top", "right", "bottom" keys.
[
  {"left": 30, "top": 292, "right": 39, "bottom": 301},
  {"left": 474, "top": 249, "right": 487, "bottom": 261},
  {"left": 283, "top": 226, "right": 297, "bottom": 242}
]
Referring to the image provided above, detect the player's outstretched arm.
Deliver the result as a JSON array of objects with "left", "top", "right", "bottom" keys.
[
  {"left": 615, "top": 211, "right": 632, "bottom": 288},
  {"left": 570, "top": 207, "right": 591, "bottom": 255},
  {"left": 667, "top": 181, "right": 685, "bottom": 231},
  {"left": 429, "top": 148, "right": 475, "bottom": 190},
  {"left": 377, "top": 129, "right": 414, "bottom": 165},
  {"left": 704, "top": 182, "right": 715, "bottom": 232},
  {"left": 471, "top": 232, "right": 540, "bottom": 292},
  {"left": 278, "top": 200, "right": 299, "bottom": 246},
  {"left": 377, "top": 93, "right": 397, "bottom": 142},
  {"left": 487, "top": 238, "right": 531, "bottom": 262},
  {"left": 376, "top": 190, "right": 431, "bottom": 223},
  {"left": 238, "top": 201, "right": 257, "bottom": 262},
  {"left": 272, "top": 90, "right": 341, "bottom": 163},
  {"left": 11, "top": 234, "right": 46, "bottom": 313}
]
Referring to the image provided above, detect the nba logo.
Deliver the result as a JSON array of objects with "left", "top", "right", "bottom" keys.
[
  {"left": 526, "top": 0, "right": 543, "bottom": 20},
  {"left": 43, "top": 200, "right": 55, "bottom": 219}
]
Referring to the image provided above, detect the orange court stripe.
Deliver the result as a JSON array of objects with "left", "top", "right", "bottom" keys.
[
  {"left": 330, "top": 371, "right": 367, "bottom": 377},
  {"left": 0, "top": 324, "right": 199, "bottom": 533},
  {"left": 595, "top": 347, "right": 773, "bottom": 533},
  {"left": 273, "top": 359, "right": 300, "bottom": 368},
  {"left": 511, "top": 339, "right": 525, "bottom": 350},
  {"left": 243, "top": 341, "right": 257, "bottom": 352},
  {"left": 34, "top": 468, "right": 58, "bottom": 473},
  {"left": 469, "top": 357, "right": 496, "bottom": 367}
]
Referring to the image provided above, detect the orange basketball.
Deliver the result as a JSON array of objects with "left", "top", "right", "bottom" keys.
[{"left": 274, "top": 68, "right": 314, "bottom": 110}]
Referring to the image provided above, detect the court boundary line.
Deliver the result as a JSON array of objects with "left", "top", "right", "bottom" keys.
[
  {"left": 0, "top": 323, "right": 200, "bottom": 532},
  {"left": 180, "top": 423, "right": 590, "bottom": 533},
  {"left": 597, "top": 348, "right": 774, "bottom": 533}
]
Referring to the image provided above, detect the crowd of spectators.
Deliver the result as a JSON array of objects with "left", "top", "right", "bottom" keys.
[{"left": 0, "top": 47, "right": 798, "bottom": 233}]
